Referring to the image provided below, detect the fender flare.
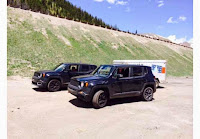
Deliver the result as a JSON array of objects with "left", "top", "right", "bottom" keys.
[
  {"left": 91, "top": 85, "right": 110, "bottom": 98},
  {"left": 47, "top": 76, "right": 63, "bottom": 84},
  {"left": 141, "top": 82, "right": 156, "bottom": 93}
]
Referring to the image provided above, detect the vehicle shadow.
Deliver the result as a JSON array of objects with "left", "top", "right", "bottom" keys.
[
  {"left": 69, "top": 97, "right": 154, "bottom": 109},
  {"left": 107, "top": 97, "right": 141, "bottom": 106},
  {"left": 32, "top": 88, "right": 48, "bottom": 92},
  {"left": 157, "top": 86, "right": 165, "bottom": 89},
  {"left": 32, "top": 87, "right": 68, "bottom": 92},
  {"left": 69, "top": 99, "right": 93, "bottom": 108}
]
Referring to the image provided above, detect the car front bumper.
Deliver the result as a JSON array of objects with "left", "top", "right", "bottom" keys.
[
  {"left": 32, "top": 76, "right": 47, "bottom": 88},
  {"left": 68, "top": 84, "right": 91, "bottom": 102}
]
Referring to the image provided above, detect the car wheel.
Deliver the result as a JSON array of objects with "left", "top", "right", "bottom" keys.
[
  {"left": 141, "top": 87, "right": 153, "bottom": 101},
  {"left": 47, "top": 79, "right": 61, "bottom": 92},
  {"left": 92, "top": 90, "right": 108, "bottom": 108}
]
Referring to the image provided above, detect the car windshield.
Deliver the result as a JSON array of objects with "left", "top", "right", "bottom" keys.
[
  {"left": 93, "top": 65, "right": 113, "bottom": 77},
  {"left": 54, "top": 64, "right": 66, "bottom": 72}
]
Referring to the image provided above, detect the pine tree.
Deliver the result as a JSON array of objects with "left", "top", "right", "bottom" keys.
[{"left": 7, "top": 0, "right": 120, "bottom": 30}]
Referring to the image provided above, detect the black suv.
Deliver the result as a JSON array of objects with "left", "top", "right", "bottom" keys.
[
  {"left": 68, "top": 65, "right": 156, "bottom": 108},
  {"left": 32, "top": 63, "right": 97, "bottom": 92}
]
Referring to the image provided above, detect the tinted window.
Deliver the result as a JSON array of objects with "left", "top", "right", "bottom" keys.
[
  {"left": 81, "top": 65, "right": 90, "bottom": 72},
  {"left": 94, "top": 65, "right": 113, "bottom": 77},
  {"left": 69, "top": 65, "right": 78, "bottom": 72},
  {"left": 132, "top": 67, "right": 143, "bottom": 77},
  {"left": 91, "top": 65, "right": 97, "bottom": 70},
  {"left": 114, "top": 67, "right": 130, "bottom": 78},
  {"left": 144, "top": 67, "right": 148, "bottom": 74},
  {"left": 54, "top": 64, "right": 66, "bottom": 72}
]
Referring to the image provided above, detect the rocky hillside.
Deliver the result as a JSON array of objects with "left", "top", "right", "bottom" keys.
[{"left": 7, "top": 7, "right": 193, "bottom": 77}]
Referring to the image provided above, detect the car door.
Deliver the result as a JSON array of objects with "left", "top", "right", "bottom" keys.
[
  {"left": 122, "top": 67, "right": 146, "bottom": 93},
  {"left": 61, "top": 68, "right": 70, "bottom": 84},
  {"left": 59, "top": 64, "right": 70, "bottom": 84},
  {"left": 110, "top": 67, "right": 126, "bottom": 97},
  {"left": 118, "top": 67, "right": 134, "bottom": 93}
]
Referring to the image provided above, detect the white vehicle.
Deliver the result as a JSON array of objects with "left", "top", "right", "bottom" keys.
[{"left": 113, "top": 60, "right": 167, "bottom": 87}]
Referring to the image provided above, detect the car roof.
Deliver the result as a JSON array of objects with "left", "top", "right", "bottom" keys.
[
  {"left": 102, "top": 64, "right": 150, "bottom": 68},
  {"left": 63, "top": 63, "right": 97, "bottom": 66}
]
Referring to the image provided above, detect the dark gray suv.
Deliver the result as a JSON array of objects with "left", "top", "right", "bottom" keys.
[
  {"left": 32, "top": 63, "right": 97, "bottom": 92},
  {"left": 68, "top": 65, "right": 156, "bottom": 108}
]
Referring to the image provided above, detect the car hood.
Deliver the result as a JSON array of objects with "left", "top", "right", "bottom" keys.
[
  {"left": 72, "top": 74, "right": 106, "bottom": 82},
  {"left": 35, "top": 70, "right": 57, "bottom": 74},
  {"left": 35, "top": 70, "right": 59, "bottom": 75}
]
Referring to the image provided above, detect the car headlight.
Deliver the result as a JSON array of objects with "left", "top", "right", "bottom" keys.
[
  {"left": 81, "top": 82, "right": 84, "bottom": 87},
  {"left": 80, "top": 82, "right": 89, "bottom": 87},
  {"left": 38, "top": 73, "right": 45, "bottom": 78},
  {"left": 38, "top": 73, "right": 42, "bottom": 78}
]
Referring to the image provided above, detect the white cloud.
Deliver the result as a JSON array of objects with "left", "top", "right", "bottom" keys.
[
  {"left": 108, "top": 6, "right": 112, "bottom": 9},
  {"left": 179, "top": 16, "right": 187, "bottom": 21},
  {"left": 107, "top": 0, "right": 116, "bottom": 4},
  {"left": 94, "top": 0, "right": 129, "bottom": 7},
  {"left": 94, "top": 0, "right": 104, "bottom": 2},
  {"left": 158, "top": 3, "right": 164, "bottom": 7},
  {"left": 167, "top": 16, "right": 187, "bottom": 24},
  {"left": 167, "top": 17, "right": 178, "bottom": 24},
  {"left": 167, "top": 35, "right": 187, "bottom": 44},
  {"left": 168, "top": 35, "right": 193, "bottom": 47},
  {"left": 157, "top": 0, "right": 164, "bottom": 7},
  {"left": 116, "top": 1, "right": 128, "bottom": 5},
  {"left": 188, "top": 38, "right": 193, "bottom": 47},
  {"left": 188, "top": 38, "right": 193, "bottom": 43}
]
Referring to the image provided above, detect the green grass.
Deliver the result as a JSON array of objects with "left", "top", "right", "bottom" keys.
[{"left": 7, "top": 7, "right": 193, "bottom": 77}]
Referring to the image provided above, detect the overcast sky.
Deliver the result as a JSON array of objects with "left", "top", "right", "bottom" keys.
[{"left": 67, "top": 0, "right": 193, "bottom": 43}]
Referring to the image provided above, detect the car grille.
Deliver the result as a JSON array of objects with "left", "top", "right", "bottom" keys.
[
  {"left": 34, "top": 72, "right": 41, "bottom": 77},
  {"left": 70, "top": 79, "right": 80, "bottom": 87}
]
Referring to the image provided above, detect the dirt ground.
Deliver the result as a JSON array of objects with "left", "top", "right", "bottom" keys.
[{"left": 7, "top": 76, "right": 193, "bottom": 139}]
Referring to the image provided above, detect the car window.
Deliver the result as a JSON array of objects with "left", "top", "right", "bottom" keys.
[
  {"left": 81, "top": 65, "right": 90, "bottom": 72},
  {"left": 54, "top": 64, "right": 66, "bottom": 72},
  {"left": 91, "top": 65, "right": 97, "bottom": 70},
  {"left": 114, "top": 67, "right": 130, "bottom": 78},
  {"left": 94, "top": 65, "right": 113, "bottom": 77},
  {"left": 144, "top": 67, "right": 148, "bottom": 74},
  {"left": 69, "top": 65, "right": 79, "bottom": 72},
  {"left": 132, "top": 67, "right": 143, "bottom": 77}
]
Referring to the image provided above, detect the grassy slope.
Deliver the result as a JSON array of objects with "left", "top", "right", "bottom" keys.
[{"left": 7, "top": 7, "right": 193, "bottom": 77}]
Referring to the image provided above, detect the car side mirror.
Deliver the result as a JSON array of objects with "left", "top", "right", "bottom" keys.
[{"left": 63, "top": 68, "right": 70, "bottom": 72}]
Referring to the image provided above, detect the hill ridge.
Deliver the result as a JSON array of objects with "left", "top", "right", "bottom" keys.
[{"left": 7, "top": 6, "right": 192, "bottom": 49}]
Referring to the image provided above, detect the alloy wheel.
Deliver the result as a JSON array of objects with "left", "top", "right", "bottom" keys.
[{"left": 143, "top": 87, "right": 153, "bottom": 101}]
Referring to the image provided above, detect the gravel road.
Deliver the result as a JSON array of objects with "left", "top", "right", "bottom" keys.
[{"left": 8, "top": 76, "right": 193, "bottom": 139}]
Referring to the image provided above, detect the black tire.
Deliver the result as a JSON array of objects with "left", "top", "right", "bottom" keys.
[
  {"left": 92, "top": 90, "right": 108, "bottom": 108},
  {"left": 47, "top": 79, "right": 61, "bottom": 92},
  {"left": 141, "top": 87, "right": 154, "bottom": 101}
]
